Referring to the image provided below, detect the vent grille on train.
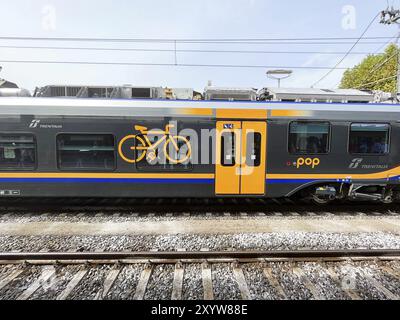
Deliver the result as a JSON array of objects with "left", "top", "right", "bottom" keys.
[
  {"left": 208, "top": 93, "right": 255, "bottom": 101},
  {"left": 132, "top": 88, "right": 152, "bottom": 99}
]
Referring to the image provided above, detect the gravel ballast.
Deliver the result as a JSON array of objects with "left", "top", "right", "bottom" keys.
[
  {"left": 212, "top": 264, "right": 241, "bottom": 300},
  {"left": 144, "top": 265, "right": 174, "bottom": 300},
  {"left": 182, "top": 264, "right": 203, "bottom": 300},
  {"left": 67, "top": 265, "right": 113, "bottom": 300},
  {"left": 242, "top": 264, "right": 279, "bottom": 300},
  {"left": 0, "top": 232, "right": 399, "bottom": 252},
  {"left": 104, "top": 265, "right": 143, "bottom": 300}
]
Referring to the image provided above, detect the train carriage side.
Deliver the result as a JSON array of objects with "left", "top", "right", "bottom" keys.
[{"left": 1, "top": 97, "right": 400, "bottom": 202}]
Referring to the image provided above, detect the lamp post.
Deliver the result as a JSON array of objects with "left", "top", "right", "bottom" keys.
[{"left": 266, "top": 69, "right": 293, "bottom": 88}]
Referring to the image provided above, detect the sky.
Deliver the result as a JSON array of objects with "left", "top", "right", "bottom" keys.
[{"left": 0, "top": 0, "right": 399, "bottom": 93}]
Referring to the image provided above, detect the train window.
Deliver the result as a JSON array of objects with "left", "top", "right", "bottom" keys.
[
  {"left": 57, "top": 134, "right": 115, "bottom": 171},
  {"left": 221, "top": 132, "right": 236, "bottom": 166},
  {"left": 0, "top": 134, "right": 36, "bottom": 170},
  {"left": 246, "top": 132, "right": 261, "bottom": 167},
  {"left": 289, "top": 122, "right": 330, "bottom": 154},
  {"left": 349, "top": 123, "right": 389, "bottom": 154}
]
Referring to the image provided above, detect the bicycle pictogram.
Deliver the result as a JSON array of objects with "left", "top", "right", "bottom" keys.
[{"left": 118, "top": 124, "right": 192, "bottom": 164}]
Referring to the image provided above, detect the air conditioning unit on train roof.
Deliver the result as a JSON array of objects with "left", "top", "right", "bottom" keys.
[
  {"left": 34, "top": 85, "right": 116, "bottom": 98},
  {"left": 118, "top": 86, "right": 165, "bottom": 99},
  {"left": 204, "top": 87, "right": 257, "bottom": 101},
  {"left": 163, "top": 88, "right": 202, "bottom": 100},
  {"left": 258, "top": 87, "right": 374, "bottom": 103},
  {"left": 34, "top": 85, "right": 165, "bottom": 99}
]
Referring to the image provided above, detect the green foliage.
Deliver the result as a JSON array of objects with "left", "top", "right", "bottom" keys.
[{"left": 340, "top": 44, "right": 399, "bottom": 92}]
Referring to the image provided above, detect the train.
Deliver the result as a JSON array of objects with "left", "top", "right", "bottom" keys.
[{"left": 0, "top": 83, "right": 399, "bottom": 204}]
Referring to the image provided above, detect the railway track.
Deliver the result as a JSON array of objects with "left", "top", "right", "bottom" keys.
[
  {"left": 0, "top": 201, "right": 399, "bottom": 300},
  {"left": 1, "top": 249, "right": 400, "bottom": 262},
  {"left": 0, "top": 250, "right": 399, "bottom": 300},
  {"left": 0, "top": 208, "right": 399, "bottom": 253},
  {"left": 1, "top": 197, "right": 400, "bottom": 214},
  {"left": 0, "top": 204, "right": 399, "bottom": 220}
]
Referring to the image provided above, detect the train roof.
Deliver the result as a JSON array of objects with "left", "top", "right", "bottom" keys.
[
  {"left": 0, "top": 97, "right": 400, "bottom": 121},
  {"left": 265, "top": 87, "right": 373, "bottom": 97},
  {"left": 33, "top": 84, "right": 377, "bottom": 103},
  {"left": 263, "top": 87, "right": 374, "bottom": 102}
]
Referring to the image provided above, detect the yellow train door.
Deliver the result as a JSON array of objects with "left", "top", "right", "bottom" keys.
[
  {"left": 240, "top": 121, "right": 267, "bottom": 195},
  {"left": 215, "top": 121, "right": 242, "bottom": 195},
  {"left": 215, "top": 121, "right": 267, "bottom": 195}
]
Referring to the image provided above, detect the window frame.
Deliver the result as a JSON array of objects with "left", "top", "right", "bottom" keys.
[
  {"left": 245, "top": 131, "right": 262, "bottom": 167},
  {"left": 0, "top": 132, "right": 37, "bottom": 171},
  {"left": 347, "top": 122, "right": 391, "bottom": 156},
  {"left": 56, "top": 132, "right": 117, "bottom": 172},
  {"left": 221, "top": 131, "right": 236, "bottom": 167},
  {"left": 287, "top": 121, "right": 331, "bottom": 155}
]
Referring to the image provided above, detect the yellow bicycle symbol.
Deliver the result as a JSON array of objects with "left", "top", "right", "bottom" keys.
[{"left": 118, "top": 124, "right": 192, "bottom": 164}]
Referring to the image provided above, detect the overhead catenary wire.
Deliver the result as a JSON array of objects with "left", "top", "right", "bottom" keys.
[
  {"left": 0, "top": 59, "right": 351, "bottom": 70},
  {"left": 333, "top": 32, "right": 399, "bottom": 89},
  {"left": 372, "top": 32, "right": 399, "bottom": 53},
  {"left": 357, "top": 48, "right": 400, "bottom": 90},
  {"left": 312, "top": 12, "right": 381, "bottom": 88},
  {"left": 355, "top": 20, "right": 400, "bottom": 89},
  {"left": 0, "top": 35, "right": 395, "bottom": 43},
  {"left": 355, "top": 74, "right": 397, "bottom": 89},
  {"left": 367, "top": 50, "right": 398, "bottom": 75},
  {"left": 0, "top": 44, "right": 376, "bottom": 55},
  {"left": 0, "top": 32, "right": 391, "bottom": 88}
]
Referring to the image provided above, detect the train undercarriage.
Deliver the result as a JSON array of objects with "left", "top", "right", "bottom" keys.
[{"left": 303, "top": 183, "right": 399, "bottom": 205}]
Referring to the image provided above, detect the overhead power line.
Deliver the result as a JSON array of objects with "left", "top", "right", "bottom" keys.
[
  {"left": 356, "top": 52, "right": 398, "bottom": 89},
  {"left": 355, "top": 74, "right": 397, "bottom": 89},
  {"left": 0, "top": 35, "right": 395, "bottom": 44},
  {"left": 312, "top": 12, "right": 381, "bottom": 88},
  {"left": 368, "top": 50, "right": 398, "bottom": 75},
  {"left": 0, "top": 59, "right": 350, "bottom": 70},
  {"left": 372, "top": 32, "right": 398, "bottom": 53},
  {"left": 334, "top": 32, "right": 398, "bottom": 88},
  {"left": 0, "top": 44, "right": 375, "bottom": 55}
]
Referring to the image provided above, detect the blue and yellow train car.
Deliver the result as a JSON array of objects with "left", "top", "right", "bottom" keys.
[{"left": 0, "top": 96, "right": 399, "bottom": 203}]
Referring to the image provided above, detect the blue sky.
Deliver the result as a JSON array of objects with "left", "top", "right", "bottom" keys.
[{"left": 0, "top": 0, "right": 398, "bottom": 92}]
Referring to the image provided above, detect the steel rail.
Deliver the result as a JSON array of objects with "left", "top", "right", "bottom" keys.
[{"left": 1, "top": 249, "right": 400, "bottom": 262}]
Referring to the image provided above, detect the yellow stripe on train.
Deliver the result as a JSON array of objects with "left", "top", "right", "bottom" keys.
[
  {"left": 0, "top": 173, "right": 215, "bottom": 179},
  {"left": 266, "top": 166, "right": 400, "bottom": 180}
]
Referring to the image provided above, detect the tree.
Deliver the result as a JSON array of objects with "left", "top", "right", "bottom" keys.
[{"left": 340, "top": 44, "right": 399, "bottom": 92}]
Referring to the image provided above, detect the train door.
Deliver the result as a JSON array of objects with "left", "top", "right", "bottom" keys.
[{"left": 215, "top": 121, "right": 266, "bottom": 195}]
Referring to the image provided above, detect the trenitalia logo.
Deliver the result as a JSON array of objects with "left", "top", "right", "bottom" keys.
[
  {"left": 349, "top": 158, "right": 363, "bottom": 169},
  {"left": 28, "top": 120, "right": 62, "bottom": 129},
  {"left": 29, "top": 119, "right": 41, "bottom": 128}
]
